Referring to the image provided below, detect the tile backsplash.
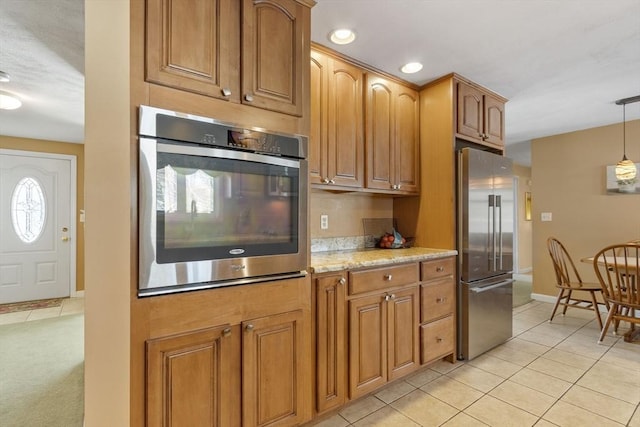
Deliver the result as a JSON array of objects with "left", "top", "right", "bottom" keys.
[{"left": 309, "top": 189, "right": 393, "bottom": 240}]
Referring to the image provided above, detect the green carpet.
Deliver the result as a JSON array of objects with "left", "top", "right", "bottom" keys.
[{"left": 0, "top": 314, "right": 84, "bottom": 427}]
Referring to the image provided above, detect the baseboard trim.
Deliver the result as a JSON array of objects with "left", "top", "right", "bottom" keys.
[
  {"left": 72, "top": 290, "right": 85, "bottom": 298},
  {"left": 517, "top": 267, "right": 533, "bottom": 274},
  {"left": 530, "top": 293, "right": 555, "bottom": 304}
]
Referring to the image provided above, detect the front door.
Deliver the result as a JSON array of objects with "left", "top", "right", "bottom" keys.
[{"left": 0, "top": 150, "right": 75, "bottom": 304}]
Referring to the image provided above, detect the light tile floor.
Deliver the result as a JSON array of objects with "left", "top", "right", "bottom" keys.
[
  {"left": 311, "top": 301, "right": 640, "bottom": 427},
  {"left": 0, "top": 296, "right": 84, "bottom": 325}
]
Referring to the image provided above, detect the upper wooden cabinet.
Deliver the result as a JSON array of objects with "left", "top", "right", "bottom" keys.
[
  {"left": 310, "top": 46, "right": 419, "bottom": 194},
  {"left": 366, "top": 74, "right": 419, "bottom": 194},
  {"left": 145, "top": 0, "right": 240, "bottom": 102},
  {"left": 242, "top": 0, "right": 309, "bottom": 116},
  {"left": 309, "top": 49, "right": 365, "bottom": 189},
  {"left": 145, "top": 0, "right": 312, "bottom": 116},
  {"left": 456, "top": 80, "right": 506, "bottom": 148}
]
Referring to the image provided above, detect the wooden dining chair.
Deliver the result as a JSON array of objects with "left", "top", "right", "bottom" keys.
[
  {"left": 546, "top": 237, "right": 607, "bottom": 329},
  {"left": 592, "top": 243, "right": 640, "bottom": 343}
]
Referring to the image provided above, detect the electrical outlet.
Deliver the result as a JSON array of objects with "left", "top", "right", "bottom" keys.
[{"left": 320, "top": 214, "right": 329, "bottom": 230}]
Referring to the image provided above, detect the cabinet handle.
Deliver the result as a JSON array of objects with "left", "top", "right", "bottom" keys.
[
  {"left": 338, "top": 277, "right": 346, "bottom": 285},
  {"left": 390, "top": 293, "right": 396, "bottom": 300},
  {"left": 436, "top": 337, "right": 443, "bottom": 343},
  {"left": 436, "top": 297, "right": 447, "bottom": 303},
  {"left": 391, "top": 184, "right": 397, "bottom": 190},
  {"left": 221, "top": 88, "right": 231, "bottom": 97},
  {"left": 329, "top": 179, "right": 335, "bottom": 184},
  {"left": 244, "top": 94, "right": 254, "bottom": 102},
  {"left": 436, "top": 266, "right": 444, "bottom": 272},
  {"left": 323, "top": 178, "right": 330, "bottom": 184},
  {"left": 245, "top": 324, "right": 254, "bottom": 332},
  {"left": 222, "top": 327, "right": 231, "bottom": 337},
  {"left": 383, "top": 274, "right": 392, "bottom": 281}
]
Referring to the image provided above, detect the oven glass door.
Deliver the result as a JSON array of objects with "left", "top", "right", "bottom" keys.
[{"left": 154, "top": 141, "right": 300, "bottom": 263}]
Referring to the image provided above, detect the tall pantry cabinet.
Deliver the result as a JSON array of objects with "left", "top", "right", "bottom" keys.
[{"left": 131, "top": 0, "right": 315, "bottom": 426}]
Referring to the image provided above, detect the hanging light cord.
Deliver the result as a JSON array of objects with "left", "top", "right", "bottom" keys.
[{"left": 622, "top": 103, "right": 627, "bottom": 160}]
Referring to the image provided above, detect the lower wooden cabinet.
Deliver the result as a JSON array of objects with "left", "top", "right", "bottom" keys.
[
  {"left": 348, "top": 286, "right": 420, "bottom": 399},
  {"left": 420, "top": 257, "right": 456, "bottom": 364},
  {"left": 314, "top": 263, "right": 422, "bottom": 406},
  {"left": 242, "top": 310, "right": 305, "bottom": 427},
  {"left": 315, "top": 274, "right": 347, "bottom": 413},
  {"left": 387, "top": 287, "right": 420, "bottom": 380},
  {"left": 146, "top": 324, "right": 240, "bottom": 427},
  {"left": 348, "top": 293, "right": 387, "bottom": 398},
  {"left": 146, "top": 310, "right": 306, "bottom": 427},
  {"left": 420, "top": 315, "right": 455, "bottom": 364}
]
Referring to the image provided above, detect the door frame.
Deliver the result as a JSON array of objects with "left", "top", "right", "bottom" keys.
[
  {"left": 0, "top": 148, "right": 78, "bottom": 298},
  {"left": 512, "top": 175, "right": 520, "bottom": 274}
]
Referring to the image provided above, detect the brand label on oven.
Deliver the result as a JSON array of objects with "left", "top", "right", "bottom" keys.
[{"left": 229, "top": 248, "right": 245, "bottom": 255}]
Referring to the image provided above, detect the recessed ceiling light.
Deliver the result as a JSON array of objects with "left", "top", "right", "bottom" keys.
[
  {"left": 0, "top": 71, "right": 10, "bottom": 82},
  {"left": 401, "top": 62, "right": 423, "bottom": 74},
  {"left": 330, "top": 29, "right": 356, "bottom": 45},
  {"left": 0, "top": 91, "right": 22, "bottom": 110}
]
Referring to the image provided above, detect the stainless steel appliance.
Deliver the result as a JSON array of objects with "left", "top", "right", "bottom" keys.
[
  {"left": 138, "top": 106, "right": 308, "bottom": 297},
  {"left": 457, "top": 147, "right": 514, "bottom": 360}
]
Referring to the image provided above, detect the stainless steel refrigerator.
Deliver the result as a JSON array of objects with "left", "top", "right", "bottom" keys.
[{"left": 457, "top": 147, "right": 514, "bottom": 360}]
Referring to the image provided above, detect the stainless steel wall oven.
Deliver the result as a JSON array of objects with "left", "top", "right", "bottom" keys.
[{"left": 137, "top": 106, "right": 308, "bottom": 296}]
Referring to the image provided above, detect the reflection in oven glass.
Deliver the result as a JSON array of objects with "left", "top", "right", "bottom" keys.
[{"left": 157, "top": 165, "right": 293, "bottom": 249}]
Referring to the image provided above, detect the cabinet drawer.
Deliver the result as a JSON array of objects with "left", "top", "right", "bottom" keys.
[
  {"left": 421, "top": 315, "right": 454, "bottom": 364},
  {"left": 349, "top": 263, "right": 419, "bottom": 295},
  {"left": 421, "top": 278, "right": 454, "bottom": 323},
  {"left": 421, "top": 257, "right": 455, "bottom": 281}
]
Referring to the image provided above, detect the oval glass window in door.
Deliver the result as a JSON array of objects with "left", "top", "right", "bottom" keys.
[{"left": 11, "top": 176, "right": 47, "bottom": 243}]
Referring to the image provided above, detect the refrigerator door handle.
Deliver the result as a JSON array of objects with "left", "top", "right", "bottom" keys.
[
  {"left": 488, "top": 194, "right": 495, "bottom": 271},
  {"left": 496, "top": 194, "right": 503, "bottom": 270},
  {"left": 470, "top": 279, "right": 514, "bottom": 293}
]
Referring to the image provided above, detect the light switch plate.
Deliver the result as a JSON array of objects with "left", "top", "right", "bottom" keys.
[{"left": 541, "top": 212, "right": 552, "bottom": 221}]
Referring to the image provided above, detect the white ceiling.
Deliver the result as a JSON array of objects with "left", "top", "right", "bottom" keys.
[{"left": 1, "top": 0, "right": 639, "bottom": 166}]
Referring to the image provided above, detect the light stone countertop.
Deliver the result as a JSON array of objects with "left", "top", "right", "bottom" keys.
[{"left": 309, "top": 247, "right": 457, "bottom": 274}]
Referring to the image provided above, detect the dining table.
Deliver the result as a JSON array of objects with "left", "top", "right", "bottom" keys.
[{"left": 581, "top": 255, "right": 639, "bottom": 343}]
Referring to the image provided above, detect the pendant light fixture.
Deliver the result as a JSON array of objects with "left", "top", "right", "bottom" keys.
[{"left": 614, "top": 96, "right": 640, "bottom": 184}]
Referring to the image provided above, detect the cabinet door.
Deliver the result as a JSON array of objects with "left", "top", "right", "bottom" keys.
[
  {"left": 456, "top": 81, "right": 483, "bottom": 142},
  {"left": 366, "top": 75, "right": 419, "bottom": 194},
  {"left": 315, "top": 274, "right": 346, "bottom": 413},
  {"left": 327, "top": 58, "right": 365, "bottom": 188},
  {"left": 394, "top": 85, "right": 420, "bottom": 194},
  {"left": 483, "top": 94, "right": 505, "bottom": 147},
  {"left": 146, "top": 0, "right": 239, "bottom": 101},
  {"left": 348, "top": 294, "right": 387, "bottom": 399},
  {"left": 242, "top": 310, "right": 305, "bottom": 427},
  {"left": 387, "top": 287, "right": 420, "bottom": 380},
  {"left": 146, "top": 324, "right": 239, "bottom": 427},
  {"left": 241, "top": 0, "right": 308, "bottom": 116},
  {"left": 365, "top": 75, "right": 394, "bottom": 191},
  {"left": 309, "top": 50, "right": 328, "bottom": 185}
]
